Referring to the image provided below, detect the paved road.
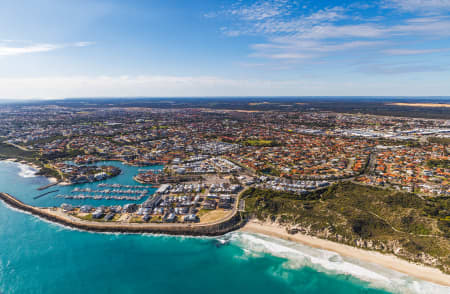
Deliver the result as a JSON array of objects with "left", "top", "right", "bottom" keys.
[
  {"left": 6, "top": 142, "right": 30, "bottom": 151},
  {"left": 238, "top": 199, "right": 245, "bottom": 212}
]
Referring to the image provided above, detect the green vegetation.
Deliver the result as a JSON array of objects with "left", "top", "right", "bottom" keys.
[
  {"left": 428, "top": 137, "right": 450, "bottom": 145},
  {"left": 23, "top": 135, "right": 65, "bottom": 146},
  {"left": 78, "top": 214, "right": 96, "bottom": 221},
  {"left": 77, "top": 213, "right": 121, "bottom": 223},
  {"left": 426, "top": 159, "right": 450, "bottom": 169},
  {"left": 241, "top": 139, "right": 280, "bottom": 147},
  {"left": 130, "top": 217, "right": 144, "bottom": 223},
  {"left": 0, "top": 143, "right": 37, "bottom": 160},
  {"left": 374, "top": 139, "right": 422, "bottom": 148},
  {"left": 404, "top": 140, "right": 422, "bottom": 148},
  {"left": 423, "top": 196, "right": 450, "bottom": 238},
  {"left": 260, "top": 166, "right": 281, "bottom": 176},
  {"left": 41, "top": 148, "right": 85, "bottom": 160},
  {"left": 35, "top": 166, "right": 62, "bottom": 180},
  {"left": 196, "top": 209, "right": 209, "bottom": 218},
  {"left": 0, "top": 143, "right": 65, "bottom": 179},
  {"left": 150, "top": 215, "right": 163, "bottom": 223},
  {"left": 243, "top": 182, "right": 450, "bottom": 272}
]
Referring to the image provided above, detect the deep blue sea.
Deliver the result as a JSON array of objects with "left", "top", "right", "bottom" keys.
[{"left": 0, "top": 161, "right": 448, "bottom": 294}]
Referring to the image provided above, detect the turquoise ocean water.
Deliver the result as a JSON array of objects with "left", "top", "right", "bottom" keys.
[{"left": 0, "top": 161, "right": 448, "bottom": 294}]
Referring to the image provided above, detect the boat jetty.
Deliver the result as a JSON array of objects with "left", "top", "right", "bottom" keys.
[
  {"left": 33, "top": 190, "right": 59, "bottom": 200},
  {"left": 37, "top": 181, "right": 59, "bottom": 191},
  {"left": 97, "top": 183, "right": 154, "bottom": 189},
  {"left": 71, "top": 187, "right": 148, "bottom": 194},
  {"left": 55, "top": 183, "right": 157, "bottom": 201},
  {"left": 55, "top": 183, "right": 153, "bottom": 201},
  {"left": 55, "top": 194, "right": 146, "bottom": 201}
]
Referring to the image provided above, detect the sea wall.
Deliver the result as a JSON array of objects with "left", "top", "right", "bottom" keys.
[{"left": 0, "top": 192, "right": 246, "bottom": 236}]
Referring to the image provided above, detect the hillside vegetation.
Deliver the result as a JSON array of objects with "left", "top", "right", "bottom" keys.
[
  {"left": 0, "top": 143, "right": 37, "bottom": 161},
  {"left": 243, "top": 182, "right": 450, "bottom": 272}
]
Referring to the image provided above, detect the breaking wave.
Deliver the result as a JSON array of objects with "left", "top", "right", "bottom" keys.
[
  {"left": 17, "top": 163, "right": 38, "bottom": 178},
  {"left": 229, "top": 232, "right": 449, "bottom": 294}
]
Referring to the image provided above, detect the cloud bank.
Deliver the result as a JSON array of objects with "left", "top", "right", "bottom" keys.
[
  {"left": 0, "top": 41, "right": 93, "bottom": 56},
  {"left": 1, "top": 75, "right": 449, "bottom": 99},
  {"left": 209, "top": 0, "right": 450, "bottom": 69}
]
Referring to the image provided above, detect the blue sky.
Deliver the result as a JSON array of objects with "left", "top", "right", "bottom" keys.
[{"left": 1, "top": 0, "right": 450, "bottom": 98}]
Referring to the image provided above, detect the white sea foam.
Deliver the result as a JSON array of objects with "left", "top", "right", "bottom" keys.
[
  {"left": 230, "top": 232, "right": 450, "bottom": 294},
  {"left": 0, "top": 160, "right": 36, "bottom": 177},
  {"left": 15, "top": 162, "right": 38, "bottom": 178}
]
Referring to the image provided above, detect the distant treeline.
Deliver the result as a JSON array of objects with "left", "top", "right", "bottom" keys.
[
  {"left": 5, "top": 97, "right": 450, "bottom": 119},
  {"left": 428, "top": 137, "right": 450, "bottom": 145},
  {"left": 427, "top": 159, "right": 450, "bottom": 169}
]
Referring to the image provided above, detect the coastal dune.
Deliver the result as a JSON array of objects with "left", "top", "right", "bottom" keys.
[{"left": 241, "top": 221, "right": 450, "bottom": 287}]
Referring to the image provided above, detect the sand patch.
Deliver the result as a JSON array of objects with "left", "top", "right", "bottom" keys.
[{"left": 388, "top": 103, "right": 450, "bottom": 108}]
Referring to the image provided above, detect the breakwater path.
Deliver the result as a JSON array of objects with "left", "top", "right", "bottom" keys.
[{"left": 0, "top": 192, "right": 246, "bottom": 236}]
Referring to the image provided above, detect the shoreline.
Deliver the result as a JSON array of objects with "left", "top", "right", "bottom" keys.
[
  {"left": 2, "top": 160, "right": 449, "bottom": 287},
  {"left": 3, "top": 158, "right": 42, "bottom": 174},
  {"left": 240, "top": 221, "right": 450, "bottom": 287}
]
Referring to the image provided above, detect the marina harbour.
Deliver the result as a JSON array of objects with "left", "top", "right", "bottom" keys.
[
  {"left": 0, "top": 159, "right": 448, "bottom": 294},
  {"left": 0, "top": 160, "right": 163, "bottom": 207}
]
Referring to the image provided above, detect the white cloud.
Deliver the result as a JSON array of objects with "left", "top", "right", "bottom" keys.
[
  {"left": 0, "top": 41, "right": 93, "bottom": 57},
  {"left": 0, "top": 44, "right": 61, "bottom": 56},
  {"left": 305, "top": 7, "right": 347, "bottom": 23},
  {"left": 250, "top": 39, "right": 385, "bottom": 60},
  {"left": 229, "top": 0, "right": 291, "bottom": 21},
  {"left": 260, "top": 53, "right": 313, "bottom": 59},
  {"left": 208, "top": 1, "right": 450, "bottom": 67},
  {"left": 386, "top": 0, "right": 450, "bottom": 12},
  {"left": 383, "top": 48, "right": 449, "bottom": 55},
  {"left": 1, "top": 74, "right": 449, "bottom": 98},
  {"left": 390, "top": 17, "right": 450, "bottom": 36},
  {"left": 203, "top": 12, "right": 218, "bottom": 18},
  {"left": 359, "top": 63, "right": 447, "bottom": 74},
  {"left": 74, "top": 41, "right": 95, "bottom": 47},
  {"left": 0, "top": 75, "right": 305, "bottom": 99},
  {"left": 296, "top": 24, "right": 386, "bottom": 39}
]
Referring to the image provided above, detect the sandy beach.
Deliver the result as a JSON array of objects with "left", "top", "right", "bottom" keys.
[
  {"left": 241, "top": 221, "right": 450, "bottom": 287},
  {"left": 387, "top": 103, "right": 450, "bottom": 108}
]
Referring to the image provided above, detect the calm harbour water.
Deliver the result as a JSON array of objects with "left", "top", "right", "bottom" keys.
[{"left": 0, "top": 161, "right": 448, "bottom": 294}]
